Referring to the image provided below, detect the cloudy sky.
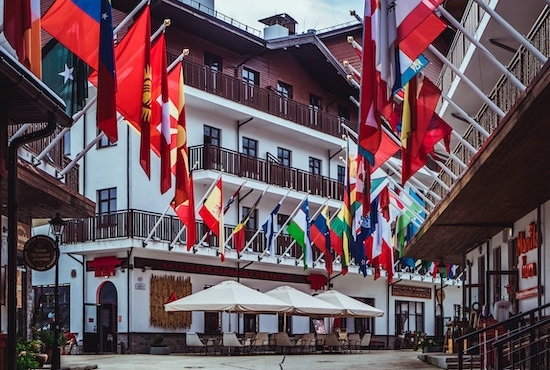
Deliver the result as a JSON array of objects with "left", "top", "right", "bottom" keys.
[{"left": 214, "top": 0, "right": 365, "bottom": 33}]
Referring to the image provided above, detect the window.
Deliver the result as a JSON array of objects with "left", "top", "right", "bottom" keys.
[
  {"left": 33, "top": 285, "right": 71, "bottom": 333},
  {"left": 242, "top": 137, "right": 257, "bottom": 157},
  {"left": 337, "top": 105, "right": 351, "bottom": 121},
  {"left": 204, "top": 125, "right": 220, "bottom": 146},
  {"left": 309, "top": 157, "right": 321, "bottom": 176},
  {"left": 241, "top": 206, "right": 258, "bottom": 230},
  {"left": 277, "top": 81, "right": 293, "bottom": 115},
  {"left": 354, "top": 298, "right": 376, "bottom": 335},
  {"left": 242, "top": 67, "right": 259, "bottom": 101},
  {"left": 204, "top": 52, "right": 222, "bottom": 90},
  {"left": 244, "top": 314, "right": 257, "bottom": 333},
  {"left": 98, "top": 130, "right": 115, "bottom": 148},
  {"left": 309, "top": 94, "right": 322, "bottom": 125},
  {"left": 98, "top": 188, "right": 116, "bottom": 214},
  {"left": 337, "top": 165, "right": 346, "bottom": 183},
  {"left": 277, "top": 147, "right": 291, "bottom": 166},
  {"left": 63, "top": 131, "right": 71, "bottom": 155},
  {"left": 395, "top": 300, "right": 424, "bottom": 334},
  {"left": 204, "top": 52, "right": 222, "bottom": 72}
]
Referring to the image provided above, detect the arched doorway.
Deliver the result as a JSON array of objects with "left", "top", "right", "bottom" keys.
[{"left": 98, "top": 281, "right": 118, "bottom": 353}]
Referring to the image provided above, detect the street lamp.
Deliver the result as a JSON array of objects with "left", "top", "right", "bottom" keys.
[{"left": 49, "top": 214, "right": 67, "bottom": 370}]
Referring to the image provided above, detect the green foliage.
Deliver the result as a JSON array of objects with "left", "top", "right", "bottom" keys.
[
  {"left": 16, "top": 339, "right": 40, "bottom": 370},
  {"left": 36, "top": 329, "right": 66, "bottom": 348}
]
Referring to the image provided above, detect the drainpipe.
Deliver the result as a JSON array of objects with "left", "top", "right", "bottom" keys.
[
  {"left": 537, "top": 205, "right": 542, "bottom": 309},
  {"left": 8, "top": 116, "right": 56, "bottom": 370}
]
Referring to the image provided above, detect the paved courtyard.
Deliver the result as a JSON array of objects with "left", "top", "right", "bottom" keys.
[{"left": 60, "top": 350, "right": 442, "bottom": 370}]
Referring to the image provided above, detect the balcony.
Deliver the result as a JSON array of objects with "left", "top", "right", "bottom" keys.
[
  {"left": 189, "top": 144, "right": 344, "bottom": 200},
  {"left": 175, "top": 56, "right": 352, "bottom": 139}
]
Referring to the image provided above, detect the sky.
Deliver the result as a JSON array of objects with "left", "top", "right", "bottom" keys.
[{"left": 214, "top": 0, "right": 365, "bottom": 34}]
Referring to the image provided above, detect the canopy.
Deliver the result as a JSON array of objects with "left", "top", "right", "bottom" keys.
[
  {"left": 164, "top": 280, "right": 293, "bottom": 314},
  {"left": 264, "top": 286, "right": 343, "bottom": 316},
  {"left": 314, "top": 290, "right": 384, "bottom": 317}
]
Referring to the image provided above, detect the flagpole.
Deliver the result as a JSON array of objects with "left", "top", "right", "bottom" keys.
[
  {"left": 472, "top": 0, "right": 547, "bottom": 64},
  {"left": 275, "top": 194, "right": 310, "bottom": 263},
  {"left": 36, "top": 21, "right": 174, "bottom": 167},
  {"left": 232, "top": 186, "right": 270, "bottom": 258},
  {"left": 428, "top": 44, "right": 505, "bottom": 118},
  {"left": 256, "top": 187, "right": 293, "bottom": 260},
  {"left": 437, "top": 5, "right": 526, "bottom": 91},
  {"left": 169, "top": 171, "right": 222, "bottom": 248},
  {"left": 142, "top": 204, "right": 172, "bottom": 247}
]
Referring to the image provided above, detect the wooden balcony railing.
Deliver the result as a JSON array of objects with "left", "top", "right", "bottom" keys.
[
  {"left": 174, "top": 57, "right": 351, "bottom": 139},
  {"left": 189, "top": 144, "right": 344, "bottom": 201}
]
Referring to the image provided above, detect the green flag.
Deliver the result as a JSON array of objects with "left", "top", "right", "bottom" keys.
[{"left": 42, "top": 39, "right": 88, "bottom": 116}]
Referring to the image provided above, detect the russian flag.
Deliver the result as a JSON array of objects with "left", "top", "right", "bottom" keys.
[{"left": 42, "top": 0, "right": 101, "bottom": 71}]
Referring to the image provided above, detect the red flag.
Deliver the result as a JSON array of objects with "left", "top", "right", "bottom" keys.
[
  {"left": 151, "top": 33, "right": 171, "bottom": 193},
  {"left": 96, "top": 0, "right": 117, "bottom": 143},
  {"left": 232, "top": 191, "right": 264, "bottom": 253},
  {"left": 89, "top": 6, "right": 150, "bottom": 145},
  {"left": 371, "top": 131, "right": 400, "bottom": 172},
  {"left": 358, "top": 0, "right": 381, "bottom": 165},
  {"left": 4, "top": 0, "right": 31, "bottom": 67},
  {"left": 170, "top": 61, "right": 196, "bottom": 249},
  {"left": 41, "top": 0, "right": 101, "bottom": 70},
  {"left": 199, "top": 178, "right": 224, "bottom": 261}
]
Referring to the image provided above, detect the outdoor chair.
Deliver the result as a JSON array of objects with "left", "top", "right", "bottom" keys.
[
  {"left": 360, "top": 332, "right": 372, "bottom": 353},
  {"left": 347, "top": 333, "right": 361, "bottom": 353},
  {"left": 296, "top": 332, "right": 316, "bottom": 353},
  {"left": 274, "top": 332, "right": 299, "bottom": 354},
  {"left": 185, "top": 332, "right": 207, "bottom": 354},
  {"left": 221, "top": 332, "right": 244, "bottom": 355},
  {"left": 324, "top": 333, "right": 344, "bottom": 353},
  {"left": 315, "top": 333, "right": 326, "bottom": 352},
  {"left": 250, "top": 332, "right": 269, "bottom": 354}
]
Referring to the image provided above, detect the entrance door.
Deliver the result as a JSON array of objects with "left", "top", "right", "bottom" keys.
[
  {"left": 83, "top": 303, "right": 99, "bottom": 353},
  {"left": 98, "top": 281, "right": 118, "bottom": 353}
]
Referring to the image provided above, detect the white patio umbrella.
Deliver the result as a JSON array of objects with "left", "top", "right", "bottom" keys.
[
  {"left": 264, "top": 286, "right": 343, "bottom": 316},
  {"left": 314, "top": 290, "right": 384, "bottom": 317},
  {"left": 164, "top": 280, "right": 293, "bottom": 314}
]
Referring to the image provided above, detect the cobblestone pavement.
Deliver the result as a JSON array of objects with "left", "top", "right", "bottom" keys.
[{"left": 60, "top": 350, "right": 441, "bottom": 370}]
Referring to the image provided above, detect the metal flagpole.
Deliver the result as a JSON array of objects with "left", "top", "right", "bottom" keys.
[
  {"left": 437, "top": 5, "right": 526, "bottom": 91},
  {"left": 40, "top": 21, "right": 173, "bottom": 171},
  {"left": 142, "top": 204, "right": 171, "bottom": 247},
  {"left": 428, "top": 44, "right": 506, "bottom": 118},
  {"left": 472, "top": 0, "right": 547, "bottom": 64},
  {"left": 440, "top": 93, "right": 489, "bottom": 139},
  {"left": 382, "top": 160, "right": 437, "bottom": 207},
  {"left": 169, "top": 171, "right": 223, "bottom": 249},
  {"left": 225, "top": 185, "right": 270, "bottom": 256},
  {"left": 255, "top": 187, "right": 293, "bottom": 260}
]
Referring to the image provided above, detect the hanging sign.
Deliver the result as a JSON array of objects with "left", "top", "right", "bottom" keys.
[{"left": 23, "top": 235, "right": 58, "bottom": 271}]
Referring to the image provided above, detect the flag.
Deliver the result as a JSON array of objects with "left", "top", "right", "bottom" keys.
[
  {"left": 401, "top": 74, "right": 452, "bottom": 184},
  {"left": 4, "top": 0, "right": 31, "bottom": 67},
  {"left": 150, "top": 33, "right": 171, "bottom": 193},
  {"left": 371, "top": 130, "right": 400, "bottom": 172},
  {"left": 41, "top": 0, "right": 101, "bottom": 71},
  {"left": 223, "top": 183, "right": 245, "bottom": 214},
  {"left": 89, "top": 6, "right": 151, "bottom": 145},
  {"left": 232, "top": 191, "right": 264, "bottom": 253},
  {"left": 358, "top": 0, "right": 381, "bottom": 165},
  {"left": 27, "top": 0, "right": 41, "bottom": 77},
  {"left": 310, "top": 205, "right": 333, "bottom": 275},
  {"left": 170, "top": 61, "right": 196, "bottom": 249},
  {"left": 42, "top": 39, "right": 89, "bottom": 115},
  {"left": 198, "top": 178, "right": 224, "bottom": 261},
  {"left": 138, "top": 11, "right": 152, "bottom": 178},
  {"left": 394, "top": 0, "right": 446, "bottom": 63},
  {"left": 96, "top": 0, "right": 117, "bottom": 143},
  {"left": 262, "top": 203, "right": 281, "bottom": 258},
  {"left": 287, "top": 198, "right": 312, "bottom": 270}
]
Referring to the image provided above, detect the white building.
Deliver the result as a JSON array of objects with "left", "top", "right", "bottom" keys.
[{"left": 29, "top": 0, "right": 466, "bottom": 354}]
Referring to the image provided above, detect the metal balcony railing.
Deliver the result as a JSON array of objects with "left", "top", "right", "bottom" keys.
[{"left": 189, "top": 144, "right": 344, "bottom": 201}]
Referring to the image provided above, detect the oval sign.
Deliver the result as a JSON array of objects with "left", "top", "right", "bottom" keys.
[{"left": 23, "top": 235, "right": 59, "bottom": 271}]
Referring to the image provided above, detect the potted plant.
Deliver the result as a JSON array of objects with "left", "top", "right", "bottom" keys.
[
  {"left": 16, "top": 339, "right": 47, "bottom": 370},
  {"left": 149, "top": 334, "right": 170, "bottom": 355},
  {"left": 36, "top": 329, "right": 65, "bottom": 363}
]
